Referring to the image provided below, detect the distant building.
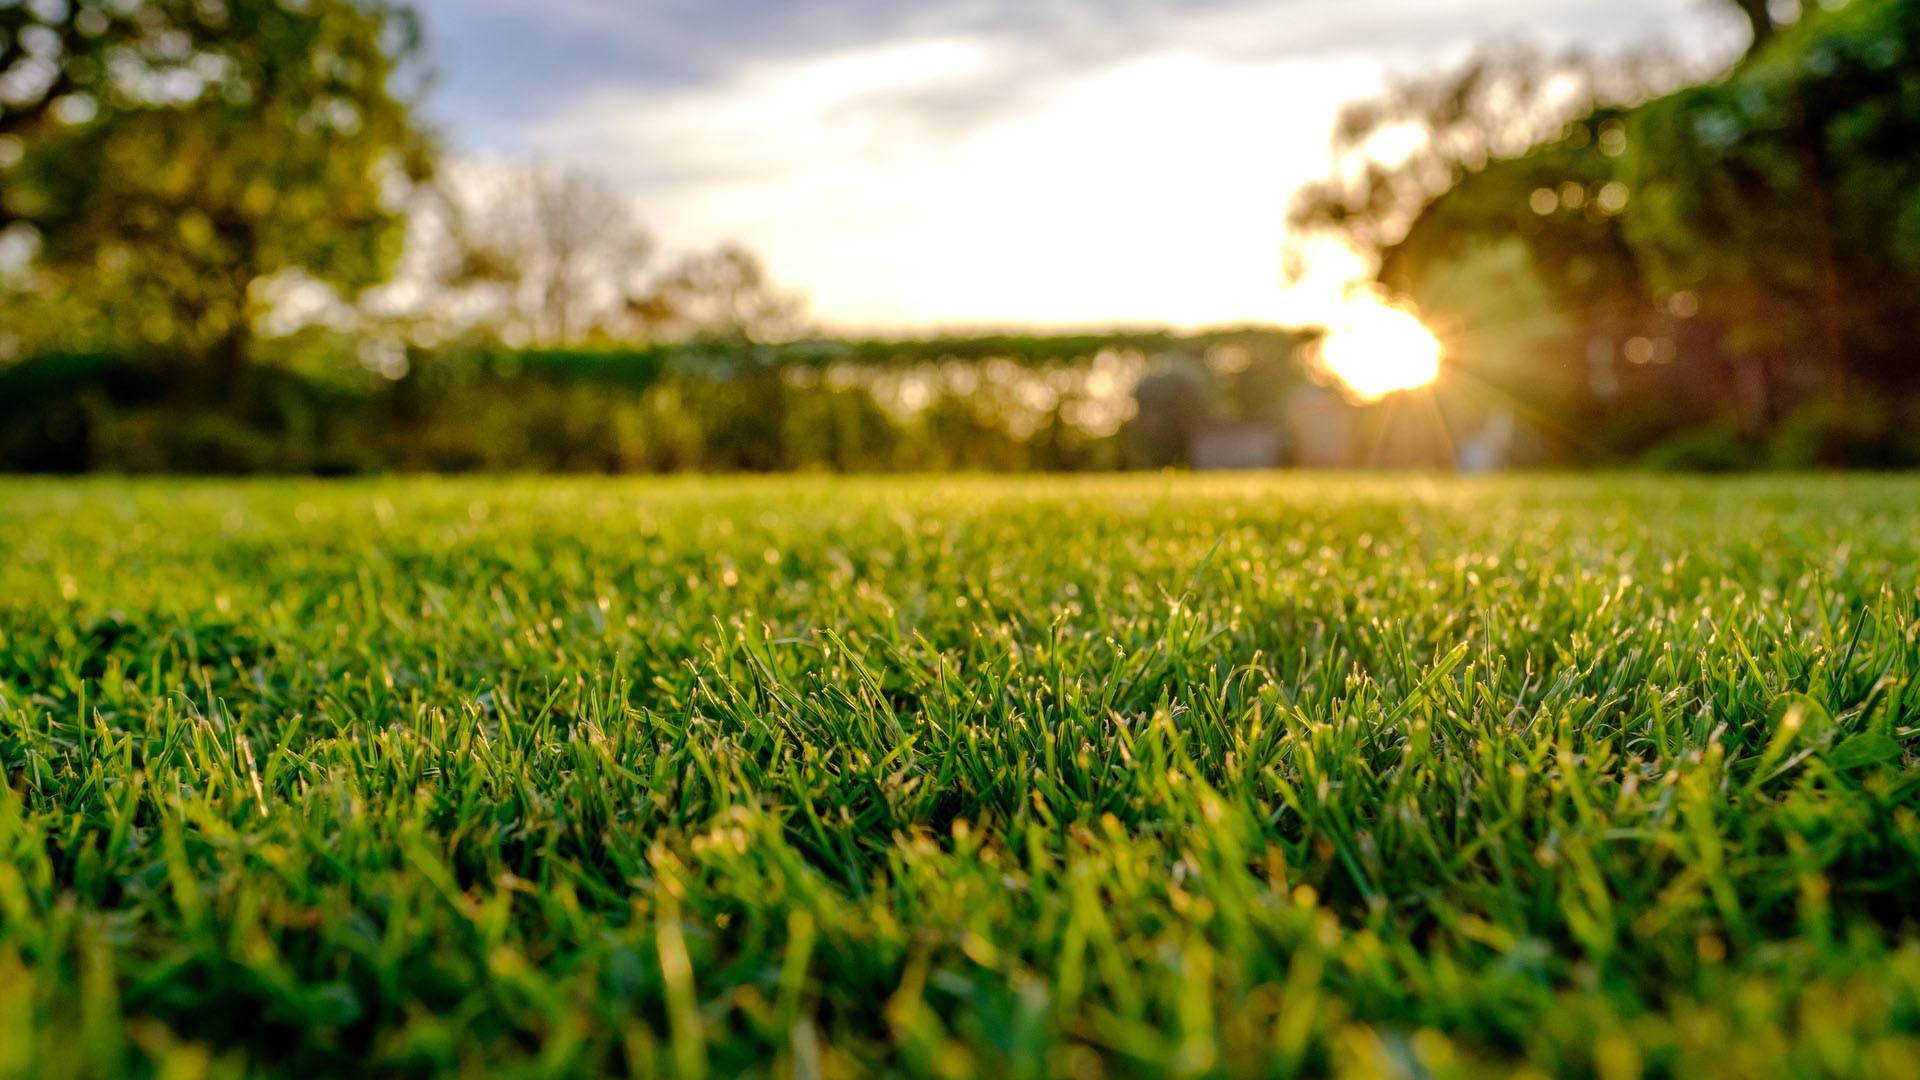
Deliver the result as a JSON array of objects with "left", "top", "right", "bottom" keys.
[
  {"left": 1281, "top": 384, "right": 1353, "bottom": 468},
  {"left": 1458, "top": 409, "right": 1516, "bottom": 473},
  {"left": 1189, "top": 421, "right": 1281, "bottom": 470}
]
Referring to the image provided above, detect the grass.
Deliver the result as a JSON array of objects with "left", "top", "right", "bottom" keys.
[{"left": 1, "top": 473, "right": 1918, "bottom": 1079}]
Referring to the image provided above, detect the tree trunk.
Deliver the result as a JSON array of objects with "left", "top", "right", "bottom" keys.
[
  {"left": 1788, "top": 82, "right": 1850, "bottom": 408},
  {"left": 1731, "top": 0, "right": 1778, "bottom": 58},
  {"left": 207, "top": 322, "right": 253, "bottom": 411}
]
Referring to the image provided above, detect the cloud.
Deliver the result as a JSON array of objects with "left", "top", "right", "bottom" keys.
[
  {"left": 516, "top": 35, "right": 1385, "bottom": 328},
  {"left": 416, "top": 0, "right": 1746, "bottom": 327}
]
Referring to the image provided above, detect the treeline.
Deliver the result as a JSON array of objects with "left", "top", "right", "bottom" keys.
[{"left": 0, "top": 329, "right": 1330, "bottom": 474}]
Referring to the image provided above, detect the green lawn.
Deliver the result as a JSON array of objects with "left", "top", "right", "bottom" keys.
[{"left": 2, "top": 475, "right": 1917, "bottom": 1078}]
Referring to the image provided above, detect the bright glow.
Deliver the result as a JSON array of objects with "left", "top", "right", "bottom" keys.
[
  {"left": 525, "top": 41, "right": 1382, "bottom": 329},
  {"left": 431, "top": 0, "right": 1744, "bottom": 329},
  {"left": 1316, "top": 294, "right": 1443, "bottom": 400}
]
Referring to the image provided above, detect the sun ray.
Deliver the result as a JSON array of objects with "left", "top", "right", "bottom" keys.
[{"left": 1315, "top": 293, "right": 1444, "bottom": 401}]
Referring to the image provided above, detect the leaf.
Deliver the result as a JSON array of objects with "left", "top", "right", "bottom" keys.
[
  {"left": 1750, "top": 692, "right": 1836, "bottom": 787},
  {"left": 1826, "top": 733, "right": 1904, "bottom": 771},
  {"left": 288, "top": 983, "right": 362, "bottom": 1027},
  {"left": 1773, "top": 692, "right": 1834, "bottom": 744}
]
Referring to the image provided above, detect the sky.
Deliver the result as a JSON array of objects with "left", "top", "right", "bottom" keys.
[{"left": 409, "top": 0, "right": 1745, "bottom": 332}]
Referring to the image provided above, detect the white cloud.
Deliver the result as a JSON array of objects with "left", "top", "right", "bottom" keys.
[
  {"left": 463, "top": 0, "right": 1742, "bottom": 329},
  {"left": 519, "top": 36, "right": 1383, "bottom": 329}
]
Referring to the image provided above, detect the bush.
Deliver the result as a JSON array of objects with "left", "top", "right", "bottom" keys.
[
  {"left": 94, "top": 409, "right": 287, "bottom": 473},
  {"left": 1768, "top": 400, "right": 1920, "bottom": 469},
  {"left": 1641, "top": 422, "right": 1755, "bottom": 472}
]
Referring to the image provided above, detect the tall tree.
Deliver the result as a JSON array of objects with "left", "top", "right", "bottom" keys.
[
  {"left": 2, "top": 0, "right": 429, "bottom": 400},
  {"left": 629, "top": 243, "right": 805, "bottom": 345},
  {"left": 2, "top": 2, "right": 212, "bottom": 229},
  {"left": 1325, "top": 0, "right": 1920, "bottom": 460},
  {"left": 362, "top": 161, "right": 805, "bottom": 350},
  {"left": 1621, "top": 0, "right": 1920, "bottom": 404},
  {"left": 1285, "top": 1, "right": 1793, "bottom": 288},
  {"left": 400, "top": 163, "right": 657, "bottom": 346}
]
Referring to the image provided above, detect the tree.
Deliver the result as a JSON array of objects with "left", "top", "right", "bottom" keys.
[
  {"left": 1620, "top": 0, "right": 1920, "bottom": 404},
  {"left": 1285, "top": 40, "right": 1698, "bottom": 286},
  {"left": 1285, "top": 1, "right": 1792, "bottom": 286},
  {"left": 1322, "top": 0, "right": 1920, "bottom": 463},
  {"left": 369, "top": 163, "right": 806, "bottom": 350},
  {"left": 400, "top": 163, "right": 656, "bottom": 346},
  {"left": 629, "top": 243, "right": 806, "bottom": 344},
  {"left": 1730, "top": 0, "right": 1800, "bottom": 57},
  {"left": 2, "top": 0, "right": 429, "bottom": 400},
  {"left": 2, "top": 2, "right": 216, "bottom": 229}
]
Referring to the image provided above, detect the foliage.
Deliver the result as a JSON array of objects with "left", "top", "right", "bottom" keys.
[
  {"left": 1619, "top": 0, "right": 1920, "bottom": 396},
  {"left": 1, "top": 474, "right": 1918, "bottom": 1076},
  {"left": 1, "top": 2, "right": 227, "bottom": 170},
  {"left": 1323, "top": 0, "right": 1920, "bottom": 464},
  {"left": 629, "top": 243, "right": 806, "bottom": 345},
  {"left": 0, "top": 330, "right": 1316, "bottom": 473},
  {"left": 1286, "top": 40, "right": 1704, "bottom": 282},
  {"left": 1286, "top": 0, "right": 1794, "bottom": 279},
  {"left": 0, "top": 0, "right": 429, "bottom": 397},
  {"left": 1126, "top": 355, "right": 1219, "bottom": 467}
]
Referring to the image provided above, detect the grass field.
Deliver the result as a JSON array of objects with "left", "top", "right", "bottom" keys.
[{"left": 2, "top": 474, "right": 1918, "bottom": 1079}]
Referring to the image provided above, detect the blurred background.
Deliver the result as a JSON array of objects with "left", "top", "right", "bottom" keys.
[{"left": 2, "top": 0, "right": 1917, "bottom": 474}]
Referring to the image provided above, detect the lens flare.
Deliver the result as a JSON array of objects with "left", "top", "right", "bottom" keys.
[{"left": 1315, "top": 294, "right": 1443, "bottom": 401}]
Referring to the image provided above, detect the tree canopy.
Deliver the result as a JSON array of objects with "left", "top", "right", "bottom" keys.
[
  {"left": 1, "top": 0, "right": 429, "bottom": 397},
  {"left": 1301, "top": 0, "right": 1920, "bottom": 466}
]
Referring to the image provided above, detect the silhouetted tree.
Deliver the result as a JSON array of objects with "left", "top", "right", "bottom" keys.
[
  {"left": 415, "top": 163, "right": 656, "bottom": 345},
  {"left": 1286, "top": 41, "right": 1699, "bottom": 284},
  {"left": 630, "top": 243, "right": 806, "bottom": 344}
]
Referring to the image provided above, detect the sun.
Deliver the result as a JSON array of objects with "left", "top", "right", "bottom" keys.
[{"left": 1315, "top": 293, "right": 1443, "bottom": 401}]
